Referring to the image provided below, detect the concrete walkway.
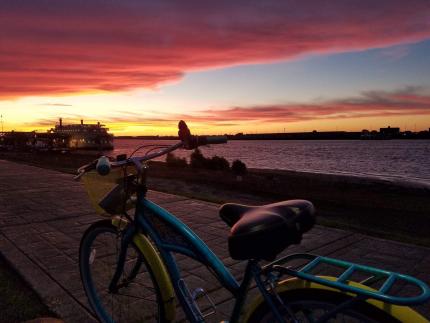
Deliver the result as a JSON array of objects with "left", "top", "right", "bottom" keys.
[{"left": 0, "top": 160, "right": 429, "bottom": 322}]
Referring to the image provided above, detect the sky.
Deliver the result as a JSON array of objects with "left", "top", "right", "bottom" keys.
[{"left": 1, "top": 0, "right": 430, "bottom": 135}]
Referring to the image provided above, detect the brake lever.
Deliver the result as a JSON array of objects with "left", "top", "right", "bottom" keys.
[
  {"left": 75, "top": 159, "right": 99, "bottom": 180},
  {"left": 73, "top": 170, "right": 86, "bottom": 181}
]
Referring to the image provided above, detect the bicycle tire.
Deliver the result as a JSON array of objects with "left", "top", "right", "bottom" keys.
[
  {"left": 79, "top": 219, "right": 167, "bottom": 322},
  {"left": 246, "top": 288, "right": 401, "bottom": 323}
]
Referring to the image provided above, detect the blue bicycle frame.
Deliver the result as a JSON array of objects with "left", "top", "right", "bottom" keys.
[{"left": 135, "top": 193, "right": 251, "bottom": 322}]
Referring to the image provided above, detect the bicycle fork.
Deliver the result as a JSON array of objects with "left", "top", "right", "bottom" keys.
[{"left": 108, "top": 223, "right": 136, "bottom": 293}]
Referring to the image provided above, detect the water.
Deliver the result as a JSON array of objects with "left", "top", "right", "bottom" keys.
[{"left": 108, "top": 139, "right": 430, "bottom": 185}]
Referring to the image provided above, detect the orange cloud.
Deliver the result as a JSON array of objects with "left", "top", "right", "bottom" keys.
[
  {"left": 27, "top": 87, "right": 430, "bottom": 129},
  {"left": 1, "top": 1, "right": 430, "bottom": 98}
]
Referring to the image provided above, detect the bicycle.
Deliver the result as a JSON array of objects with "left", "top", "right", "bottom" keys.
[{"left": 75, "top": 120, "right": 430, "bottom": 322}]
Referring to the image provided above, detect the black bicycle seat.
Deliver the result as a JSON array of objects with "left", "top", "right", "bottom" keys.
[{"left": 219, "top": 200, "right": 315, "bottom": 261}]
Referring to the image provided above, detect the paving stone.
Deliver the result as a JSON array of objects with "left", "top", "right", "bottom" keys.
[{"left": 0, "top": 160, "right": 429, "bottom": 321}]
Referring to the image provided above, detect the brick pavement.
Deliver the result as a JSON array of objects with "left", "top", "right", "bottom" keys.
[{"left": 0, "top": 160, "right": 429, "bottom": 322}]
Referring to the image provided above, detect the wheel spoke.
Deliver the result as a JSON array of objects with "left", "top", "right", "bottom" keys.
[
  {"left": 251, "top": 290, "right": 395, "bottom": 323},
  {"left": 302, "top": 309, "right": 317, "bottom": 323}
]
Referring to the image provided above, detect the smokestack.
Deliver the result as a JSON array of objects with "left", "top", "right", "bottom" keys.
[
  {"left": 80, "top": 119, "right": 83, "bottom": 125},
  {"left": 59, "top": 118, "right": 62, "bottom": 127}
]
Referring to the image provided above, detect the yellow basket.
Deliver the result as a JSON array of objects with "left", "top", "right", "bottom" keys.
[{"left": 81, "top": 167, "right": 136, "bottom": 217}]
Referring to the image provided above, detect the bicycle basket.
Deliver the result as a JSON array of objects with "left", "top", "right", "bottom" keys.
[{"left": 81, "top": 167, "right": 137, "bottom": 217}]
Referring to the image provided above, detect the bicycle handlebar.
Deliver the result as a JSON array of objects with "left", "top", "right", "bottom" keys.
[
  {"left": 177, "top": 120, "right": 226, "bottom": 149},
  {"left": 198, "top": 135, "right": 228, "bottom": 146},
  {"left": 74, "top": 120, "right": 228, "bottom": 179}
]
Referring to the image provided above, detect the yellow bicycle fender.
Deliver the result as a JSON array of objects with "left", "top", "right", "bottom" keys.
[
  {"left": 242, "top": 276, "right": 429, "bottom": 323},
  {"left": 133, "top": 233, "right": 176, "bottom": 321}
]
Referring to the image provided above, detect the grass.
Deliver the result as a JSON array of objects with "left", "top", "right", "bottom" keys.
[
  {"left": 0, "top": 256, "right": 52, "bottom": 323},
  {"left": 148, "top": 177, "right": 430, "bottom": 247}
]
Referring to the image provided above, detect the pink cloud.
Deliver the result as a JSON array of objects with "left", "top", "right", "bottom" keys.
[
  {"left": 174, "top": 87, "right": 430, "bottom": 124},
  {"left": 1, "top": 1, "right": 430, "bottom": 98}
]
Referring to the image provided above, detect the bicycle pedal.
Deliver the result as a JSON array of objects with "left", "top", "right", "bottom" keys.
[{"left": 192, "top": 287, "right": 217, "bottom": 318}]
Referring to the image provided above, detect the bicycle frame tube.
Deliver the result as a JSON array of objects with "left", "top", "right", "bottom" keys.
[{"left": 135, "top": 196, "right": 243, "bottom": 322}]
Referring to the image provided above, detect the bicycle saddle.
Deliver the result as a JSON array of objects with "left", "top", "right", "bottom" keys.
[{"left": 219, "top": 200, "right": 315, "bottom": 261}]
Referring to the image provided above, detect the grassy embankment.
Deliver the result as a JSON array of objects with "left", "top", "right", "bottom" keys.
[{"left": 0, "top": 256, "right": 52, "bottom": 322}]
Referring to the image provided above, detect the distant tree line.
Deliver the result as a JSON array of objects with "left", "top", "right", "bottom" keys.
[{"left": 165, "top": 149, "right": 247, "bottom": 176}]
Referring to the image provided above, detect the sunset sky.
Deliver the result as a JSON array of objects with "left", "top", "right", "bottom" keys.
[{"left": 1, "top": 1, "right": 430, "bottom": 135}]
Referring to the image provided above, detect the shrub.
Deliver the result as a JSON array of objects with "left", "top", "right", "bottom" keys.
[
  {"left": 190, "top": 149, "right": 230, "bottom": 171},
  {"left": 165, "top": 152, "right": 187, "bottom": 168},
  {"left": 207, "top": 155, "right": 230, "bottom": 171},
  {"left": 190, "top": 148, "right": 206, "bottom": 168},
  {"left": 231, "top": 159, "right": 247, "bottom": 176}
]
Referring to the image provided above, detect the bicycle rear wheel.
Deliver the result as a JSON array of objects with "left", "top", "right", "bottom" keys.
[
  {"left": 79, "top": 219, "right": 166, "bottom": 323},
  {"left": 247, "top": 288, "right": 400, "bottom": 323}
]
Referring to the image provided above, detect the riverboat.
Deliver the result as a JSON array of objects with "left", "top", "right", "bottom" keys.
[
  {"left": 49, "top": 118, "right": 114, "bottom": 150},
  {"left": 0, "top": 118, "right": 114, "bottom": 151}
]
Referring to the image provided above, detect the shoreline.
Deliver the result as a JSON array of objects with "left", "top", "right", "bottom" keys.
[
  {"left": 2, "top": 149, "right": 429, "bottom": 188},
  {"left": 249, "top": 167, "right": 430, "bottom": 190},
  {"left": 1, "top": 150, "right": 429, "bottom": 247}
]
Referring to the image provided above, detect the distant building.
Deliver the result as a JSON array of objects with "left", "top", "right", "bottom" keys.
[
  {"left": 402, "top": 130, "right": 412, "bottom": 137},
  {"left": 360, "top": 129, "right": 371, "bottom": 139},
  {"left": 379, "top": 126, "right": 400, "bottom": 138}
]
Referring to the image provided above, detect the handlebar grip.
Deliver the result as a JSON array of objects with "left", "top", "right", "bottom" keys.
[
  {"left": 204, "top": 136, "right": 228, "bottom": 145},
  {"left": 77, "top": 159, "right": 97, "bottom": 173},
  {"left": 96, "top": 156, "right": 111, "bottom": 176}
]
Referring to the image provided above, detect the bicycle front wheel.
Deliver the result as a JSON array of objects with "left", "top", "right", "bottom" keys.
[
  {"left": 247, "top": 289, "right": 400, "bottom": 323},
  {"left": 79, "top": 219, "right": 166, "bottom": 323}
]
